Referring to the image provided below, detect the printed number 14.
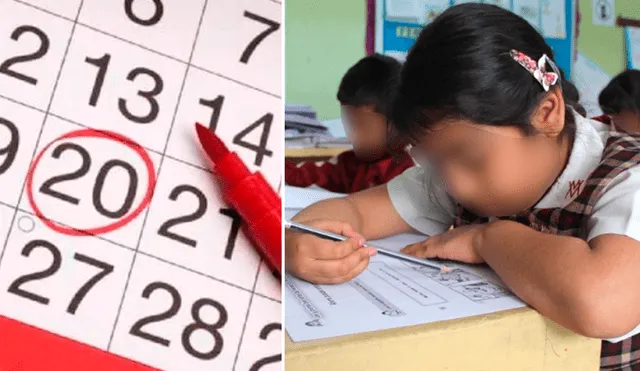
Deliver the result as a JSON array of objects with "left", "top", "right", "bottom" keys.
[{"left": 199, "top": 96, "right": 273, "bottom": 167}]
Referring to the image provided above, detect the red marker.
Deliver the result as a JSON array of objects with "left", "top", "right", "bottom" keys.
[{"left": 195, "top": 123, "right": 281, "bottom": 275}]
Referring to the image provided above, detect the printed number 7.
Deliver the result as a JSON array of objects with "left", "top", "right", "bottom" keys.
[{"left": 241, "top": 11, "right": 280, "bottom": 64}]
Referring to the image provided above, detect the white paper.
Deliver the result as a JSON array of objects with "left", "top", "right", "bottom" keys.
[
  {"left": 541, "top": 0, "right": 566, "bottom": 39},
  {"left": 626, "top": 27, "right": 640, "bottom": 69},
  {"left": 284, "top": 186, "right": 346, "bottom": 210},
  {"left": 592, "top": 0, "right": 615, "bottom": 27},
  {"left": 573, "top": 52, "right": 611, "bottom": 117},
  {"left": 322, "top": 118, "right": 348, "bottom": 139},
  {"left": 512, "top": 0, "right": 541, "bottom": 30},
  {"left": 0, "top": 1, "right": 281, "bottom": 370},
  {"left": 285, "top": 234, "right": 526, "bottom": 342},
  {"left": 284, "top": 187, "right": 526, "bottom": 342},
  {"left": 385, "top": 0, "right": 421, "bottom": 22}
]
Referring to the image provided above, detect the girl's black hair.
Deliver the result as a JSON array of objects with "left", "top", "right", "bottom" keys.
[
  {"left": 391, "top": 3, "right": 576, "bottom": 140},
  {"left": 598, "top": 69, "right": 640, "bottom": 115}
]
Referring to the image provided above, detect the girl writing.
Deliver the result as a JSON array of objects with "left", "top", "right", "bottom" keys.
[{"left": 285, "top": 4, "right": 640, "bottom": 369}]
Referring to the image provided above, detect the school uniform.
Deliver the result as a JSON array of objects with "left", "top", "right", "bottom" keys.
[
  {"left": 387, "top": 111, "right": 640, "bottom": 370},
  {"left": 285, "top": 150, "right": 414, "bottom": 194}
]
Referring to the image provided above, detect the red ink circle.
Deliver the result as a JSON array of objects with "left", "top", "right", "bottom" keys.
[{"left": 26, "top": 128, "right": 156, "bottom": 236}]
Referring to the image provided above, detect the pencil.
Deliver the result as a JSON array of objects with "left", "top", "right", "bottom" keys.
[{"left": 285, "top": 220, "right": 452, "bottom": 272}]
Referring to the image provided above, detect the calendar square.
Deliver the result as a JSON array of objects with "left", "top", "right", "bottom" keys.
[
  {"left": 0, "top": 1, "right": 74, "bottom": 110},
  {"left": 18, "top": 116, "right": 161, "bottom": 249},
  {"left": 255, "top": 262, "right": 281, "bottom": 302},
  {"left": 234, "top": 295, "right": 282, "bottom": 371},
  {"left": 19, "top": 0, "right": 83, "bottom": 19},
  {"left": 138, "top": 156, "right": 261, "bottom": 290},
  {"left": 166, "top": 67, "right": 282, "bottom": 188},
  {"left": 0, "top": 203, "right": 13, "bottom": 250},
  {"left": 0, "top": 97, "right": 45, "bottom": 208},
  {"left": 79, "top": 0, "right": 205, "bottom": 61},
  {"left": 191, "top": 0, "right": 281, "bottom": 95},
  {"left": 0, "top": 210, "right": 134, "bottom": 349},
  {"left": 50, "top": 25, "right": 186, "bottom": 153},
  {"left": 109, "top": 254, "right": 252, "bottom": 371}
]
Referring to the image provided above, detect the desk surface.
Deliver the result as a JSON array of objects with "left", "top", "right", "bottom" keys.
[
  {"left": 285, "top": 307, "right": 601, "bottom": 371},
  {"left": 285, "top": 147, "right": 349, "bottom": 158}
]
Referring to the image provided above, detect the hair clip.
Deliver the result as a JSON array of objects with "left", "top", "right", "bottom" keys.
[{"left": 509, "top": 49, "right": 559, "bottom": 91}]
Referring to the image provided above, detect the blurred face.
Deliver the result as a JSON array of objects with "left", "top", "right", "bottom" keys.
[
  {"left": 410, "top": 89, "right": 571, "bottom": 217},
  {"left": 610, "top": 109, "right": 640, "bottom": 134},
  {"left": 341, "top": 105, "right": 388, "bottom": 161}
]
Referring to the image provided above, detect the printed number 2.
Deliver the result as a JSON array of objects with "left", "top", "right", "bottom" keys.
[
  {"left": 0, "top": 25, "right": 50, "bottom": 85},
  {"left": 249, "top": 323, "right": 282, "bottom": 371},
  {"left": 7, "top": 239, "right": 113, "bottom": 314}
]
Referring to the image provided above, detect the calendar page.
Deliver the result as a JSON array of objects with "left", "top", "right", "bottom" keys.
[{"left": 0, "top": 0, "right": 282, "bottom": 370}]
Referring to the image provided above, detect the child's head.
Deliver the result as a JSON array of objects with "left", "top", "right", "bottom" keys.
[
  {"left": 337, "top": 54, "right": 402, "bottom": 161},
  {"left": 599, "top": 69, "right": 640, "bottom": 133},
  {"left": 392, "top": 4, "right": 577, "bottom": 217}
]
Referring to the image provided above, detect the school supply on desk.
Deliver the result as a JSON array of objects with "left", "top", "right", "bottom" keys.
[
  {"left": 0, "top": 1, "right": 281, "bottom": 370},
  {"left": 285, "top": 220, "right": 450, "bottom": 272},
  {"left": 285, "top": 104, "right": 318, "bottom": 119},
  {"left": 284, "top": 186, "right": 526, "bottom": 342},
  {"left": 195, "top": 123, "right": 281, "bottom": 274},
  {"left": 285, "top": 110, "right": 351, "bottom": 150}
]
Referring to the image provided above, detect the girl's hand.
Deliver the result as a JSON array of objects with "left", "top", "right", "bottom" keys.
[
  {"left": 401, "top": 224, "right": 487, "bottom": 264},
  {"left": 285, "top": 219, "right": 377, "bottom": 284}
]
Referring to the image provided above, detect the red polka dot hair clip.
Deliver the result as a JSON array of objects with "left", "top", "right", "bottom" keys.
[{"left": 509, "top": 49, "right": 560, "bottom": 91}]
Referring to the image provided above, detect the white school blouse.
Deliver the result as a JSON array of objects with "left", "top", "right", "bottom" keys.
[{"left": 387, "top": 111, "right": 640, "bottom": 342}]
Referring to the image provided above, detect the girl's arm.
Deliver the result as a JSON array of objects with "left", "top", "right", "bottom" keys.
[
  {"left": 292, "top": 185, "right": 413, "bottom": 240},
  {"left": 287, "top": 166, "right": 456, "bottom": 284},
  {"left": 478, "top": 220, "right": 640, "bottom": 338}
]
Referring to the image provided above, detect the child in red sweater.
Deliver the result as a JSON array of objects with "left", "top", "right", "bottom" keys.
[
  {"left": 285, "top": 54, "right": 414, "bottom": 193},
  {"left": 599, "top": 69, "right": 640, "bottom": 134}
]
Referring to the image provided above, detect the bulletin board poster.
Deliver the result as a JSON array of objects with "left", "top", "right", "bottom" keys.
[
  {"left": 374, "top": 0, "right": 576, "bottom": 79},
  {"left": 625, "top": 27, "right": 640, "bottom": 69}
]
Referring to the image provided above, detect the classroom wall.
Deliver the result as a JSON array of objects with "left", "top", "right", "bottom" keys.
[
  {"left": 285, "top": 1, "right": 640, "bottom": 119},
  {"left": 579, "top": 0, "right": 640, "bottom": 76},
  {"left": 285, "top": 0, "right": 366, "bottom": 120}
]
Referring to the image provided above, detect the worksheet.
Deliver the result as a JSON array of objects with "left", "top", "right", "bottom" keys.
[
  {"left": 284, "top": 187, "right": 526, "bottom": 342},
  {"left": 0, "top": 0, "right": 282, "bottom": 370}
]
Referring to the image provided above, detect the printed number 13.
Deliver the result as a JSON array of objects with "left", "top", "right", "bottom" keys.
[{"left": 85, "top": 53, "right": 164, "bottom": 124}]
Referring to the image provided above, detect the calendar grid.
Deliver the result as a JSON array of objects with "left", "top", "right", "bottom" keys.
[
  {"left": 0, "top": 194, "right": 280, "bottom": 305},
  {"left": 12, "top": 0, "right": 281, "bottom": 99},
  {"left": 106, "top": 0, "right": 210, "bottom": 350},
  {"left": 0, "top": 0, "right": 282, "bottom": 367},
  {"left": 0, "top": 91, "right": 232, "bottom": 176},
  {"left": 232, "top": 262, "right": 263, "bottom": 371},
  {"left": 0, "top": 0, "right": 85, "bottom": 272}
]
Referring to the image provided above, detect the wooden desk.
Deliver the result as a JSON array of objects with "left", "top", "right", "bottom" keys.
[
  {"left": 285, "top": 147, "right": 349, "bottom": 163},
  {"left": 285, "top": 307, "right": 601, "bottom": 371}
]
